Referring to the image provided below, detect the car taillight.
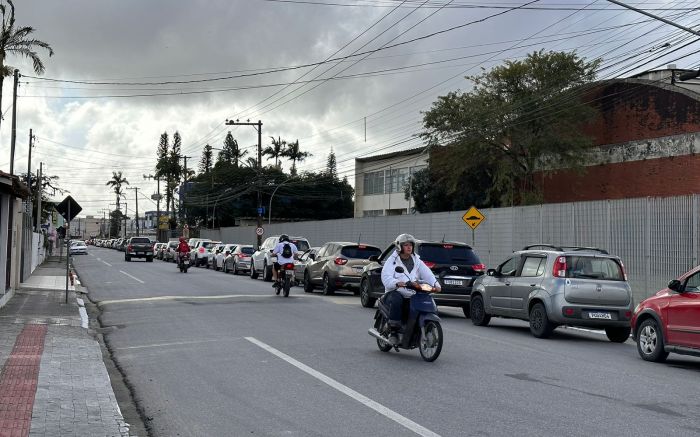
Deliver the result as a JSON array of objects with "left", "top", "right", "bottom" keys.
[
  {"left": 128, "top": 244, "right": 133, "bottom": 252},
  {"left": 199, "top": 247, "right": 205, "bottom": 253},
  {"left": 240, "top": 254, "right": 249, "bottom": 258},
  {"left": 334, "top": 258, "right": 348, "bottom": 265},
  {"left": 472, "top": 263, "right": 486, "bottom": 273},
  {"left": 553, "top": 256, "right": 567, "bottom": 278},
  {"left": 284, "top": 263, "right": 295, "bottom": 270},
  {"left": 424, "top": 261, "right": 436, "bottom": 269},
  {"left": 619, "top": 260, "right": 628, "bottom": 281}
]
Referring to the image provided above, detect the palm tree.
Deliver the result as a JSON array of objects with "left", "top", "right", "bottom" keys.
[
  {"left": 263, "top": 136, "right": 286, "bottom": 168},
  {"left": 105, "top": 171, "right": 129, "bottom": 211},
  {"left": 0, "top": 0, "right": 53, "bottom": 132},
  {"left": 282, "top": 139, "right": 311, "bottom": 175}
]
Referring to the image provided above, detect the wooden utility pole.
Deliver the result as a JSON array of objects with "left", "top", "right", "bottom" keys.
[
  {"left": 9, "top": 69, "right": 19, "bottom": 175},
  {"left": 127, "top": 187, "right": 140, "bottom": 236}
]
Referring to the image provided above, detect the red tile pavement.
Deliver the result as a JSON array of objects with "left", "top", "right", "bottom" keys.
[{"left": 0, "top": 325, "right": 47, "bottom": 437}]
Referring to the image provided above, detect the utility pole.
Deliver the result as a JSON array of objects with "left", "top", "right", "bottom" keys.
[
  {"left": 144, "top": 174, "right": 161, "bottom": 241},
  {"left": 27, "top": 129, "right": 35, "bottom": 227},
  {"left": 178, "top": 156, "right": 192, "bottom": 226},
  {"left": 225, "top": 119, "right": 263, "bottom": 247},
  {"left": 127, "top": 187, "right": 140, "bottom": 236},
  {"left": 35, "top": 162, "right": 42, "bottom": 232},
  {"left": 9, "top": 69, "right": 19, "bottom": 175},
  {"left": 122, "top": 202, "right": 128, "bottom": 238}
]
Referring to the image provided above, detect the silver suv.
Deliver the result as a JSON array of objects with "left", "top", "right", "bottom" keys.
[{"left": 470, "top": 245, "right": 633, "bottom": 342}]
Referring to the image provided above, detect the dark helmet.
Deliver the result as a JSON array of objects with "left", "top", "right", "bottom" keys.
[{"left": 280, "top": 234, "right": 290, "bottom": 242}]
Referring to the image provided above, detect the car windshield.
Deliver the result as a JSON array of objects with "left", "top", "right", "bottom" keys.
[
  {"left": 565, "top": 256, "right": 624, "bottom": 281},
  {"left": 290, "top": 240, "right": 309, "bottom": 251},
  {"left": 418, "top": 244, "right": 480, "bottom": 265},
  {"left": 241, "top": 247, "right": 255, "bottom": 255},
  {"left": 341, "top": 245, "right": 381, "bottom": 259},
  {"left": 201, "top": 242, "right": 217, "bottom": 249}
]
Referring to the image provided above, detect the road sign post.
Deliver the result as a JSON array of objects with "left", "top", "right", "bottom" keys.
[
  {"left": 56, "top": 196, "right": 82, "bottom": 304},
  {"left": 462, "top": 206, "right": 485, "bottom": 247}
]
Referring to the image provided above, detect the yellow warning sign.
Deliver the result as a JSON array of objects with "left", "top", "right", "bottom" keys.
[{"left": 462, "top": 206, "right": 485, "bottom": 230}]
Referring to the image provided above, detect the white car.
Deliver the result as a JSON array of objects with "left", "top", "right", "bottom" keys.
[
  {"left": 211, "top": 244, "right": 237, "bottom": 270},
  {"left": 250, "top": 235, "right": 311, "bottom": 281},
  {"left": 191, "top": 240, "right": 220, "bottom": 267},
  {"left": 69, "top": 240, "right": 88, "bottom": 255}
]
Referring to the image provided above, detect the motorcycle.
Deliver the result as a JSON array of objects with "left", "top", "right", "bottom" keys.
[
  {"left": 275, "top": 262, "right": 294, "bottom": 297},
  {"left": 368, "top": 266, "right": 443, "bottom": 362},
  {"left": 178, "top": 252, "right": 191, "bottom": 273}
]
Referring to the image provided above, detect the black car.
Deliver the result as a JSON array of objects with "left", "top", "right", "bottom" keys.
[{"left": 359, "top": 240, "right": 485, "bottom": 317}]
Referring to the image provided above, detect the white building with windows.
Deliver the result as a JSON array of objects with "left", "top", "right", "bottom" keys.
[{"left": 354, "top": 147, "right": 429, "bottom": 218}]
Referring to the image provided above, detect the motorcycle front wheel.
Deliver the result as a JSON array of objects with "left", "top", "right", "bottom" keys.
[{"left": 419, "top": 321, "right": 443, "bottom": 362}]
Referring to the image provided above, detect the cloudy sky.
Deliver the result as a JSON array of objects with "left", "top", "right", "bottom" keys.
[{"left": 2, "top": 0, "right": 699, "bottom": 217}]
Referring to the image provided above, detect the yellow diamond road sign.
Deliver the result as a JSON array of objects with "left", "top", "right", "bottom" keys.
[{"left": 462, "top": 206, "right": 485, "bottom": 230}]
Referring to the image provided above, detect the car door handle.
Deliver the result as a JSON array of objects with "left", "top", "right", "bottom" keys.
[
  {"left": 505, "top": 282, "right": 511, "bottom": 286},
  {"left": 530, "top": 284, "right": 536, "bottom": 287}
]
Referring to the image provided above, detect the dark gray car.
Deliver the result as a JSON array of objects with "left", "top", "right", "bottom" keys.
[{"left": 471, "top": 244, "right": 634, "bottom": 342}]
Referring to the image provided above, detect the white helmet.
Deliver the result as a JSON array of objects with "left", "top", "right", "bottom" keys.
[{"left": 394, "top": 233, "right": 416, "bottom": 253}]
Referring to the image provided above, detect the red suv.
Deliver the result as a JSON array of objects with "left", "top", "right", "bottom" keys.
[{"left": 631, "top": 265, "right": 700, "bottom": 362}]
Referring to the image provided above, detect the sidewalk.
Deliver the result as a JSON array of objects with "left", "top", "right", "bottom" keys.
[{"left": 0, "top": 258, "right": 131, "bottom": 437}]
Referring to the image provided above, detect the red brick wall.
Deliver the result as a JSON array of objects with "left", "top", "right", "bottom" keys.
[
  {"left": 582, "top": 81, "right": 700, "bottom": 145},
  {"left": 541, "top": 154, "right": 700, "bottom": 203}
]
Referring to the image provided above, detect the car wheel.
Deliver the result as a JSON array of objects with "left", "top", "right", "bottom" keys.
[
  {"left": 232, "top": 261, "right": 238, "bottom": 275},
  {"left": 637, "top": 318, "right": 669, "bottom": 362},
  {"left": 360, "top": 278, "right": 376, "bottom": 308},
  {"left": 147, "top": 257, "right": 153, "bottom": 262},
  {"left": 223, "top": 262, "right": 228, "bottom": 274},
  {"left": 322, "top": 273, "right": 335, "bottom": 296},
  {"left": 206, "top": 261, "right": 210, "bottom": 269},
  {"left": 250, "top": 264, "right": 259, "bottom": 279},
  {"left": 462, "top": 304, "right": 471, "bottom": 319},
  {"left": 529, "top": 302, "right": 555, "bottom": 338},
  {"left": 263, "top": 261, "right": 272, "bottom": 282},
  {"left": 303, "top": 272, "right": 314, "bottom": 293},
  {"left": 125, "top": 255, "right": 130, "bottom": 262},
  {"left": 470, "top": 295, "right": 490, "bottom": 326},
  {"left": 605, "top": 326, "right": 631, "bottom": 343}
]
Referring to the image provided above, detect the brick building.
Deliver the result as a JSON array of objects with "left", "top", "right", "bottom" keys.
[{"left": 538, "top": 77, "right": 700, "bottom": 203}]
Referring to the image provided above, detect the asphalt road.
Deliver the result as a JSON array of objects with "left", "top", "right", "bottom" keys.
[{"left": 74, "top": 247, "right": 700, "bottom": 437}]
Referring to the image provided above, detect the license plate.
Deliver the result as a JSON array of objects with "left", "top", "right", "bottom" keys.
[
  {"left": 137, "top": 252, "right": 143, "bottom": 255},
  {"left": 444, "top": 279, "right": 464, "bottom": 286},
  {"left": 184, "top": 260, "right": 189, "bottom": 265},
  {"left": 589, "top": 312, "right": 612, "bottom": 320},
  {"left": 353, "top": 266, "right": 364, "bottom": 272},
  {"left": 285, "top": 270, "right": 294, "bottom": 277}
]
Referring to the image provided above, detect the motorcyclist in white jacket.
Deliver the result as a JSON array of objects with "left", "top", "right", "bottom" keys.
[{"left": 381, "top": 233, "right": 440, "bottom": 345}]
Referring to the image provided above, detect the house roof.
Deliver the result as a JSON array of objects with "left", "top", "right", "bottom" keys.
[
  {"left": 355, "top": 146, "right": 429, "bottom": 163},
  {"left": 0, "top": 170, "right": 30, "bottom": 199}
]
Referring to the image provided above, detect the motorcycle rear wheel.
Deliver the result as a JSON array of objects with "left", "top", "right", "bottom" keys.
[
  {"left": 419, "top": 321, "right": 443, "bottom": 362},
  {"left": 376, "top": 315, "right": 392, "bottom": 352},
  {"left": 283, "top": 275, "right": 290, "bottom": 297}
]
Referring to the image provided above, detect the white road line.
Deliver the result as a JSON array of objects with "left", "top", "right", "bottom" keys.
[
  {"left": 245, "top": 337, "right": 441, "bottom": 437},
  {"left": 99, "top": 294, "right": 269, "bottom": 305},
  {"left": 115, "top": 338, "right": 244, "bottom": 350},
  {"left": 102, "top": 260, "right": 112, "bottom": 267},
  {"left": 119, "top": 270, "right": 145, "bottom": 284}
]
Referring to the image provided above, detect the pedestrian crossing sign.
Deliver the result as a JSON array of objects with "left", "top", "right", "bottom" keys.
[{"left": 462, "top": 206, "right": 485, "bottom": 230}]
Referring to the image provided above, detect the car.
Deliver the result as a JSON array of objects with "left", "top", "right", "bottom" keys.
[
  {"left": 632, "top": 265, "right": 700, "bottom": 362},
  {"left": 69, "top": 240, "right": 88, "bottom": 255},
  {"left": 360, "top": 239, "right": 485, "bottom": 316},
  {"left": 224, "top": 244, "right": 256, "bottom": 274},
  {"left": 124, "top": 237, "right": 155, "bottom": 262},
  {"left": 191, "top": 240, "right": 220, "bottom": 267},
  {"left": 303, "top": 242, "right": 382, "bottom": 295},
  {"left": 210, "top": 244, "right": 236, "bottom": 270},
  {"left": 164, "top": 240, "right": 179, "bottom": 262},
  {"left": 471, "top": 244, "right": 633, "bottom": 341},
  {"left": 294, "top": 247, "right": 320, "bottom": 282},
  {"left": 250, "top": 236, "right": 311, "bottom": 281}
]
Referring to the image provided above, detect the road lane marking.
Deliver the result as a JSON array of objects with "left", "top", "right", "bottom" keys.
[
  {"left": 119, "top": 270, "right": 145, "bottom": 284},
  {"left": 102, "top": 260, "right": 112, "bottom": 267},
  {"left": 99, "top": 294, "right": 270, "bottom": 305},
  {"left": 245, "top": 337, "right": 441, "bottom": 437},
  {"left": 115, "top": 338, "right": 244, "bottom": 350}
]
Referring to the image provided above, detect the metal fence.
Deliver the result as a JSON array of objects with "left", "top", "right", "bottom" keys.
[{"left": 202, "top": 195, "right": 699, "bottom": 302}]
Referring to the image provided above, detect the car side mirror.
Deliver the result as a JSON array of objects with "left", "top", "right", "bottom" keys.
[
  {"left": 668, "top": 279, "right": 683, "bottom": 292},
  {"left": 368, "top": 255, "right": 379, "bottom": 262},
  {"left": 308, "top": 254, "right": 316, "bottom": 261},
  {"left": 487, "top": 268, "right": 498, "bottom": 277},
  {"left": 395, "top": 266, "right": 405, "bottom": 274}
]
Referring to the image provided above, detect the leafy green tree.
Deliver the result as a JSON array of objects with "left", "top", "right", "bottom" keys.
[
  {"left": 422, "top": 50, "right": 600, "bottom": 205},
  {"left": 282, "top": 139, "right": 311, "bottom": 175},
  {"left": 0, "top": 0, "right": 53, "bottom": 133},
  {"left": 105, "top": 171, "right": 129, "bottom": 211},
  {"left": 109, "top": 210, "right": 124, "bottom": 238},
  {"left": 263, "top": 136, "right": 286, "bottom": 168},
  {"left": 199, "top": 143, "right": 213, "bottom": 174}
]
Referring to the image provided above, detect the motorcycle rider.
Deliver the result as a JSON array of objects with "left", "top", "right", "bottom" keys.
[
  {"left": 381, "top": 233, "right": 440, "bottom": 345},
  {"left": 271, "top": 234, "right": 298, "bottom": 288},
  {"left": 175, "top": 237, "right": 190, "bottom": 266}
]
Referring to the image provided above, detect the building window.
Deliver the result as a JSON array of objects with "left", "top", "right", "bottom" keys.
[
  {"left": 363, "top": 171, "right": 384, "bottom": 195},
  {"left": 384, "top": 167, "right": 410, "bottom": 194},
  {"left": 363, "top": 210, "right": 384, "bottom": 217}
]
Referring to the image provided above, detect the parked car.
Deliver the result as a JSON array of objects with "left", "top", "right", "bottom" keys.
[
  {"left": 294, "top": 248, "right": 320, "bottom": 282},
  {"left": 210, "top": 244, "right": 236, "bottom": 270},
  {"left": 125, "top": 237, "right": 155, "bottom": 262},
  {"left": 152, "top": 242, "right": 164, "bottom": 259},
  {"left": 224, "top": 245, "right": 256, "bottom": 274},
  {"left": 69, "top": 240, "right": 88, "bottom": 255},
  {"left": 191, "top": 240, "right": 220, "bottom": 267},
  {"left": 360, "top": 240, "right": 485, "bottom": 317},
  {"left": 164, "top": 241, "right": 179, "bottom": 262},
  {"left": 250, "top": 236, "right": 311, "bottom": 281},
  {"left": 632, "top": 265, "right": 700, "bottom": 362},
  {"left": 302, "top": 242, "right": 381, "bottom": 295},
  {"left": 471, "top": 244, "right": 633, "bottom": 341}
]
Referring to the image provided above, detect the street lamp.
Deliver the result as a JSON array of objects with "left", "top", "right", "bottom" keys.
[{"left": 268, "top": 176, "right": 298, "bottom": 224}]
